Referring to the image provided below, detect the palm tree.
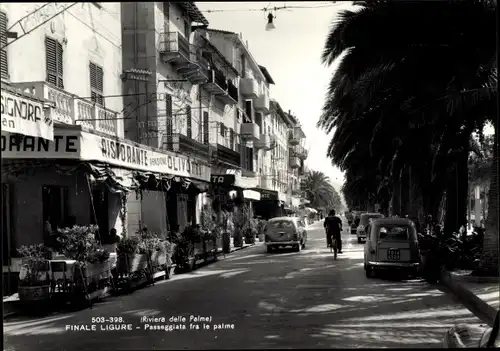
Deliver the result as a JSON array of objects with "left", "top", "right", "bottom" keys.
[
  {"left": 303, "top": 170, "right": 342, "bottom": 210},
  {"left": 318, "top": 0, "right": 497, "bottom": 275}
]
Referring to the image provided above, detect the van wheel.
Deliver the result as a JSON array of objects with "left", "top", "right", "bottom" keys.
[
  {"left": 301, "top": 242, "right": 306, "bottom": 249},
  {"left": 365, "top": 266, "right": 374, "bottom": 278},
  {"left": 358, "top": 238, "right": 362, "bottom": 244},
  {"left": 295, "top": 244, "right": 301, "bottom": 252}
]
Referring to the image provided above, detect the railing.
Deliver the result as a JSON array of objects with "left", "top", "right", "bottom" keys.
[
  {"left": 158, "top": 32, "right": 190, "bottom": 59},
  {"left": 12, "top": 81, "right": 119, "bottom": 136},
  {"left": 227, "top": 80, "right": 238, "bottom": 102},
  {"left": 190, "top": 45, "right": 210, "bottom": 75},
  {"left": 213, "top": 68, "right": 228, "bottom": 90}
]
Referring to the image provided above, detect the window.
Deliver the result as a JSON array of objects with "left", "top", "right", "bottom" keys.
[
  {"left": 45, "top": 37, "right": 64, "bottom": 88},
  {"left": 89, "top": 62, "right": 104, "bottom": 106},
  {"left": 270, "top": 220, "right": 293, "bottom": 229},
  {"left": 183, "top": 19, "right": 190, "bottom": 38},
  {"left": 219, "top": 123, "right": 225, "bottom": 137},
  {"left": 42, "top": 185, "right": 69, "bottom": 231},
  {"left": 186, "top": 105, "right": 192, "bottom": 138},
  {"left": 203, "top": 111, "right": 209, "bottom": 144},
  {"left": 229, "top": 128, "right": 234, "bottom": 148},
  {"left": 379, "top": 226, "right": 410, "bottom": 241},
  {"left": 0, "top": 11, "right": 8, "bottom": 80}
]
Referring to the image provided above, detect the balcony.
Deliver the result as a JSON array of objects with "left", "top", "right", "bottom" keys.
[
  {"left": 293, "top": 145, "right": 309, "bottom": 160},
  {"left": 11, "top": 81, "right": 119, "bottom": 137},
  {"left": 185, "top": 46, "right": 210, "bottom": 84},
  {"left": 288, "top": 129, "right": 301, "bottom": 146},
  {"left": 254, "top": 91, "right": 270, "bottom": 114},
  {"left": 213, "top": 143, "right": 241, "bottom": 168},
  {"left": 290, "top": 156, "right": 301, "bottom": 169},
  {"left": 240, "top": 77, "right": 258, "bottom": 99},
  {"left": 253, "top": 134, "right": 270, "bottom": 150},
  {"left": 203, "top": 69, "right": 237, "bottom": 105},
  {"left": 159, "top": 32, "right": 192, "bottom": 65},
  {"left": 240, "top": 122, "right": 260, "bottom": 141},
  {"left": 163, "top": 133, "right": 210, "bottom": 159}
]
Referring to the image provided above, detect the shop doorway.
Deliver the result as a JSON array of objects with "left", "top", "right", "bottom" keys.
[
  {"left": 90, "top": 187, "right": 109, "bottom": 242},
  {"left": 42, "top": 185, "right": 69, "bottom": 231}
]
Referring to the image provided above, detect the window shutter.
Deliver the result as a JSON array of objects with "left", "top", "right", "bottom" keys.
[
  {"left": 90, "top": 62, "right": 104, "bottom": 105},
  {"left": 0, "top": 11, "right": 8, "bottom": 80},
  {"left": 165, "top": 94, "right": 173, "bottom": 150},
  {"left": 45, "top": 37, "right": 64, "bottom": 88},
  {"left": 229, "top": 128, "right": 234, "bottom": 149},
  {"left": 186, "top": 105, "right": 192, "bottom": 138},
  {"left": 203, "top": 111, "right": 209, "bottom": 144},
  {"left": 219, "top": 123, "right": 224, "bottom": 137}
]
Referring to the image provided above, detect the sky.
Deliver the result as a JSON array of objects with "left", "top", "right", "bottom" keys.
[{"left": 196, "top": 1, "right": 355, "bottom": 192}]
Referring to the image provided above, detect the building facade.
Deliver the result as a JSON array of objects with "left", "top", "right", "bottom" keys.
[
  {"left": 1, "top": 2, "right": 125, "bottom": 294},
  {"left": 120, "top": 2, "right": 213, "bottom": 234}
]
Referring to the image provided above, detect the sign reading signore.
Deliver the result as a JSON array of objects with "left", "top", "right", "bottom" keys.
[
  {"left": 1, "top": 129, "right": 210, "bottom": 182},
  {"left": 1, "top": 89, "right": 54, "bottom": 141}
]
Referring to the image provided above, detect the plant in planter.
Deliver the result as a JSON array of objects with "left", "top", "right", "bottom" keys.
[
  {"left": 56, "top": 225, "right": 100, "bottom": 265},
  {"left": 257, "top": 219, "right": 267, "bottom": 242},
  {"left": 17, "top": 244, "right": 51, "bottom": 303},
  {"left": 172, "top": 226, "right": 196, "bottom": 272}
]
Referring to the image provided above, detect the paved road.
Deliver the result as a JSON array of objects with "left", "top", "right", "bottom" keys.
[{"left": 4, "top": 218, "right": 486, "bottom": 350}]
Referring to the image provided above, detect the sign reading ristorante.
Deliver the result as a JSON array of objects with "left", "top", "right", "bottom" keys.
[{"left": 1, "top": 129, "right": 210, "bottom": 182}]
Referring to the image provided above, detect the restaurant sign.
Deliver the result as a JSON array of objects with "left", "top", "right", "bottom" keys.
[
  {"left": 1, "top": 88, "right": 54, "bottom": 140},
  {"left": 1, "top": 129, "right": 210, "bottom": 182},
  {"left": 256, "top": 188, "right": 278, "bottom": 201}
]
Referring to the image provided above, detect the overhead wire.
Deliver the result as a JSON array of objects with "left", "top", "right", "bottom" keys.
[{"left": 201, "top": 3, "right": 339, "bottom": 13}]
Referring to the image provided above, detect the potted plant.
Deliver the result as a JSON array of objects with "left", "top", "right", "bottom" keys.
[
  {"left": 17, "top": 244, "right": 50, "bottom": 303},
  {"left": 116, "top": 234, "right": 147, "bottom": 275},
  {"left": 172, "top": 226, "right": 196, "bottom": 272},
  {"left": 164, "top": 240, "right": 176, "bottom": 278}
]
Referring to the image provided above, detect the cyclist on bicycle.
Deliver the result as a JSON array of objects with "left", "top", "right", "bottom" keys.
[{"left": 324, "top": 209, "right": 343, "bottom": 253}]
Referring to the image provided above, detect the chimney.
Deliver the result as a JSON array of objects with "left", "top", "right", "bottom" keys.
[{"left": 246, "top": 40, "right": 248, "bottom": 48}]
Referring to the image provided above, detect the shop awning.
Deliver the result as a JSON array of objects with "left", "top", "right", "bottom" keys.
[
  {"left": 304, "top": 207, "right": 318, "bottom": 214},
  {"left": 229, "top": 189, "right": 261, "bottom": 201},
  {"left": 1, "top": 159, "right": 208, "bottom": 194}
]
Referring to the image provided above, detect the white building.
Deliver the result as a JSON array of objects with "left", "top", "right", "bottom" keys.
[{"left": 1, "top": 3, "right": 125, "bottom": 295}]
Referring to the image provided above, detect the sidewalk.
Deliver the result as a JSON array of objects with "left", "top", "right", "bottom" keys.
[
  {"left": 3, "top": 241, "right": 262, "bottom": 319},
  {"left": 440, "top": 268, "right": 499, "bottom": 325}
]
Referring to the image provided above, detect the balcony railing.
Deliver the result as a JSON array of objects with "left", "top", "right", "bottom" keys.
[
  {"left": 158, "top": 32, "right": 191, "bottom": 65},
  {"left": 293, "top": 145, "right": 308, "bottom": 160},
  {"left": 12, "top": 81, "right": 119, "bottom": 137},
  {"left": 164, "top": 133, "right": 210, "bottom": 158},
  {"left": 254, "top": 91, "right": 270, "bottom": 114},
  {"left": 240, "top": 77, "right": 258, "bottom": 99},
  {"left": 289, "top": 156, "right": 301, "bottom": 169},
  {"left": 253, "top": 134, "right": 270, "bottom": 150},
  {"left": 213, "top": 143, "right": 241, "bottom": 168},
  {"left": 186, "top": 45, "right": 210, "bottom": 84},
  {"left": 203, "top": 69, "right": 237, "bottom": 105},
  {"left": 288, "top": 129, "right": 301, "bottom": 146},
  {"left": 240, "top": 122, "right": 260, "bottom": 141}
]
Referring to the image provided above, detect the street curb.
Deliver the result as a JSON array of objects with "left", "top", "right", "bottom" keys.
[{"left": 440, "top": 268, "right": 497, "bottom": 325}]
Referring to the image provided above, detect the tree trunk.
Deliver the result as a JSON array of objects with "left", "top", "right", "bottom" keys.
[
  {"left": 444, "top": 150, "right": 469, "bottom": 236},
  {"left": 392, "top": 173, "right": 401, "bottom": 215},
  {"left": 400, "top": 167, "right": 410, "bottom": 216},
  {"left": 476, "top": 124, "right": 498, "bottom": 277}
]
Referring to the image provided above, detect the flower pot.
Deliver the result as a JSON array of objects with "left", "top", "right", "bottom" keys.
[
  {"left": 258, "top": 234, "right": 265, "bottom": 242},
  {"left": 117, "top": 253, "right": 149, "bottom": 274},
  {"left": 18, "top": 285, "right": 50, "bottom": 302}
]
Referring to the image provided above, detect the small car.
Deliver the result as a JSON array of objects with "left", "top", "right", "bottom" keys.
[
  {"left": 351, "top": 211, "right": 366, "bottom": 234},
  {"left": 264, "top": 216, "right": 307, "bottom": 253},
  {"left": 357, "top": 213, "right": 385, "bottom": 243},
  {"left": 364, "top": 218, "right": 420, "bottom": 278}
]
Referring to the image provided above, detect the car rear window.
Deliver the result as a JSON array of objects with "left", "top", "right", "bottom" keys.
[
  {"left": 360, "top": 214, "right": 383, "bottom": 226},
  {"left": 378, "top": 225, "right": 410, "bottom": 241},
  {"left": 269, "top": 220, "right": 294, "bottom": 229}
]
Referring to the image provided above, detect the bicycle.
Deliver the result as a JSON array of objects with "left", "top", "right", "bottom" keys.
[{"left": 330, "top": 235, "right": 338, "bottom": 260}]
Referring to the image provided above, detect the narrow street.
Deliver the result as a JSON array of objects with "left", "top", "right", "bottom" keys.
[{"left": 4, "top": 219, "right": 485, "bottom": 350}]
